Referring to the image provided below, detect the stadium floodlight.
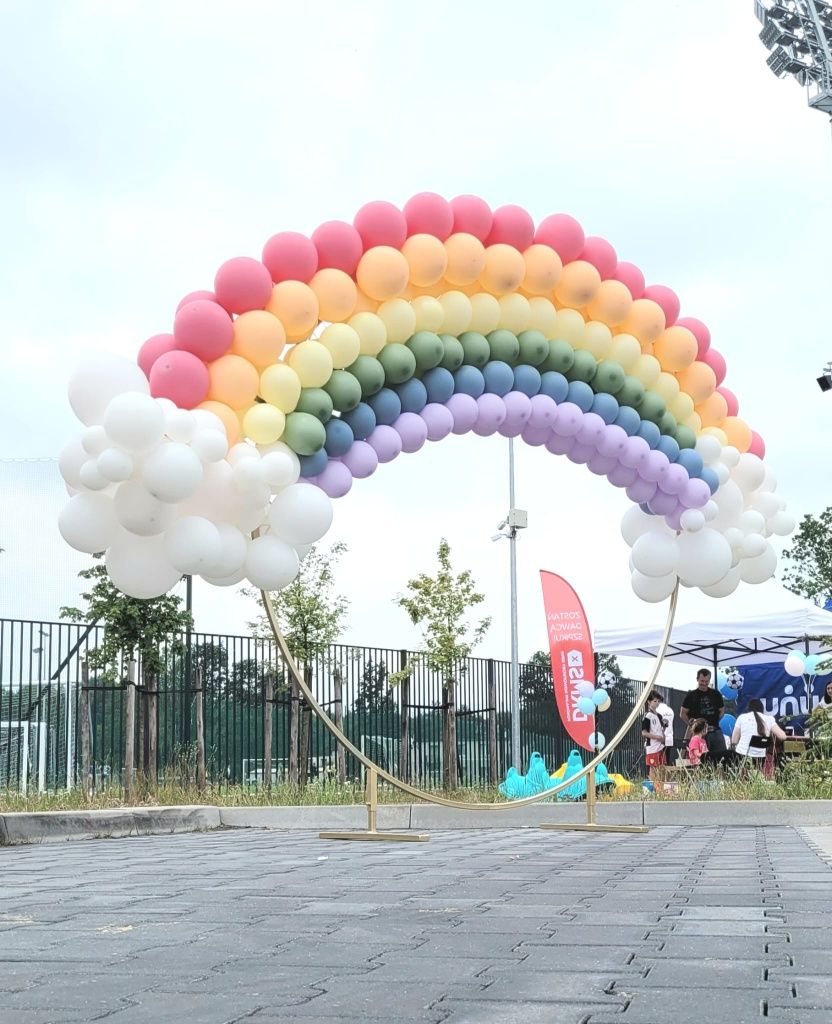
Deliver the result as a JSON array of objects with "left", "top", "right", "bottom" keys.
[{"left": 756, "top": 1, "right": 832, "bottom": 119}]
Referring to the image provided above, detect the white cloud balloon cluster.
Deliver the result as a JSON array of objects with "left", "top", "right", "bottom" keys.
[
  {"left": 621, "top": 434, "right": 795, "bottom": 601},
  {"left": 58, "top": 357, "right": 333, "bottom": 599}
]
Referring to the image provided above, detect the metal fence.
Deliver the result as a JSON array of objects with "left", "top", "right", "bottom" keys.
[{"left": 0, "top": 618, "right": 647, "bottom": 794}]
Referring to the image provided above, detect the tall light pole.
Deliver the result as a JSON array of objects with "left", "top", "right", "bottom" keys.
[{"left": 756, "top": 0, "right": 832, "bottom": 119}]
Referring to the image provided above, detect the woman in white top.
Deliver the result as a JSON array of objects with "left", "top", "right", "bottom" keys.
[{"left": 731, "top": 699, "right": 787, "bottom": 760}]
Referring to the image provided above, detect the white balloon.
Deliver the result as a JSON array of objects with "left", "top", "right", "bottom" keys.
[
  {"left": 261, "top": 451, "right": 298, "bottom": 489},
  {"left": 233, "top": 459, "right": 266, "bottom": 494},
  {"left": 155, "top": 397, "right": 177, "bottom": 416},
  {"left": 680, "top": 508, "right": 705, "bottom": 532},
  {"left": 739, "top": 510, "right": 765, "bottom": 535},
  {"left": 631, "top": 570, "right": 677, "bottom": 603},
  {"left": 701, "top": 566, "right": 740, "bottom": 598},
  {"left": 68, "top": 356, "right": 149, "bottom": 426},
  {"left": 621, "top": 505, "right": 657, "bottom": 547},
  {"left": 784, "top": 654, "right": 805, "bottom": 677},
  {"left": 106, "top": 533, "right": 182, "bottom": 599},
  {"left": 739, "top": 543, "right": 777, "bottom": 585},
  {"left": 268, "top": 483, "right": 333, "bottom": 545},
  {"left": 114, "top": 480, "right": 176, "bottom": 536},
  {"left": 180, "top": 461, "right": 235, "bottom": 522},
  {"left": 589, "top": 732, "right": 606, "bottom": 751},
  {"left": 733, "top": 453, "right": 766, "bottom": 493},
  {"left": 724, "top": 527, "right": 744, "bottom": 549},
  {"left": 770, "top": 511, "right": 796, "bottom": 537},
  {"left": 58, "top": 492, "right": 119, "bottom": 553},
  {"left": 209, "top": 524, "right": 249, "bottom": 578},
  {"left": 294, "top": 541, "right": 314, "bottom": 562},
  {"left": 258, "top": 441, "right": 301, "bottom": 483},
  {"left": 714, "top": 463, "right": 730, "bottom": 486},
  {"left": 191, "top": 429, "right": 228, "bottom": 463},
  {"left": 721, "top": 446, "right": 740, "bottom": 469},
  {"left": 677, "top": 529, "right": 732, "bottom": 587},
  {"left": 164, "top": 516, "right": 222, "bottom": 574},
  {"left": 228, "top": 442, "right": 260, "bottom": 466},
  {"left": 752, "top": 492, "right": 780, "bottom": 519},
  {"left": 103, "top": 392, "right": 166, "bottom": 453},
  {"left": 201, "top": 567, "right": 247, "bottom": 587},
  {"left": 710, "top": 481, "right": 743, "bottom": 530},
  {"left": 79, "top": 459, "right": 110, "bottom": 491},
  {"left": 191, "top": 408, "right": 226, "bottom": 433},
  {"left": 702, "top": 500, "right": 718, "bottom": 522},
  {"left": 245, "top": 535, "right": 300, "bottom": 590},
  {"left": 740, "top": 533, "right": 767, "bottom": 559},
  {"left": 631, "top": 533, "right": 679, "bottom": 578},
  {"left": 59, "top": 437, "right": 89, "bottom": 489},
  {"left": 142, "top": 443, "right": 203, "bottom": 503},
  {"left": 166, "top": 409, "right": 197, "bottom": 444},
  {"left": 695, "top": 435, "right": 722, "bottom": 465},
  {"left": 96, "top": 447, "right": 134, "bottom": 483},
  {"left": 81, "top": 425, "right": 109, "bottom": 456}
]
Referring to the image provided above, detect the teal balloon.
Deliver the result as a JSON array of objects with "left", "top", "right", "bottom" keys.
[
  {"left": 487, "top": 329, "right": 520, "bottom": 364},
  {"left": 659, "top": 410, "right": 677, "bottom": 437},
  {"left": 324, "top": 370, "right": 362, "bottom": 412},
  {"left": 805, "top": 654, "right": 820, "bottom": 675},
  {"left": 282, "top": 411, "right": 326, "bottom": 457},
  {"left": 675, "top": 424, "right": 697, "bottom": 450},
  {"left": 377, "top": 343, "right": 417, "bottom": 385},
  {"left": 592, "top": 360, "right": 625, "bottom": 395},
  {"left": 348, "top": 355, "right": 385, "bottom": 398},
  {"left": 406, "top": 331, "right": 444, "bottom": 371},
  {"left": 459, "top": 331, "right": 491, "bottom": 368},
  {"left": 294, "top": 388, "right": 333, "bottom": 423},
  {"left": 577, "top": 696, "right": 596, "bottom": 716},
  {"left": 541, "top": 339, "right": 574, "bottom": 374},
  {"left": 566, "top": 349, "right": 597, "bottom": 384},
  {"left": 639, "top": 391, "right": 666, "bottom": 425},
  {"left": 439, "top": 334, "right": 465, "bottom": 371},
  {"left": 617, "top": 375, "right": 646, "bottom": 409},
  {"left": 517, "top": 329, "right": 549, "bottom": 367}
]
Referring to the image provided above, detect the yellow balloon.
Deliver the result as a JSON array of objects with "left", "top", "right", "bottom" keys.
[
  {"left": 585, "top": 279, "right": 633, "bottom": 328},
  {"left": 266, "top": 282, "right": 319, "bottom": 342},
  {"left": 479, "top": 244, "right": 526, "bottom": 295},
  {"left": 402, "top": 233, "right": 448, "bottom": 288},
  {"left": 259, "top": 363, "right": 301, "bottom": 412},
  {"left": 498, "top": 294, "right": 531, "bottom": 334},
  {"left": 653, "top": 325, "right": 697, "bottom": 373},
  {"left": 242, "top": 403, "right": 285, "bottom": 445},
  {"left": 437, "top": 291, "right": 472, "bottom": 336},
  {"left": 620, "top": 298, "right": 665, "bottom": 345},
  {"left": 349, "top": 311, "right": 387, "bottom": 356},
  {"left": 684, "top": 412, "right": 704, "bottom": 435},
  {"left": 230, "top": 310, "right": 286, "bottom": 370},
  {"left": 198, "top": 400, "right": 240, "bottom": 445},
  {"left": 356, "top": 246, "right": 409, "bottom": 301},
  {"left": 468, "top": 292, "right": 501, "bottom": 334},
  {"left": 669, "top": 392, "right": 694, "bottom": 422},
  {"left": 521, "top": 244, "right": 562, "bottom": 295},
  {"left": 721, "top": 416, "right": 752, "bottom": 452},
  {"left": 411, "top": 295, "right": 444, "bottom": 332},
  {"left": 653, "top": 371, "right": 681, "bottom": 405},
  {"left": 554, "top": 307, "right": 586, "bottom": 348},
  {"left": 631, "top": 354, "right": 661, "bottom": 388},
  {"left": 443, "top": 232, "right": 487, "bottom": 286},
  {"left": 285, "top": 340, "right": 334, "bottom": 388},
  {"left": 527, "top": 297, "right": 558, "bottom": 337},
  {"left": 676, "top": 361, "right": 716, "bottom": 404},
  {"left": 377, "top": 298, "right": 416, "bottom": 343},
  {"left": 310, "top": 268, "right": 357, "bottom": 323},
  {"left": 582, "top": 321, "right": 612, "bottom": 360},
  {"left": 609, "top": 333, "right": 640, "bottom": 370},
  {"left": 553, "top": 260, "right": 601, "bottom": 308},
  {"left": 319, "top": 323, "right": 360, "bottom": 369},
  {"left": 207, "top": 354, "right": 260, "bottom": 410},
  {"left": 701, "top": 424, "right": 726, "bottom": 445}
]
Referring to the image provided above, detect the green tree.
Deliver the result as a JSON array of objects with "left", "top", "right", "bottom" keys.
[
  {"left": 395, "top": 538, "right": 490, "bottom": 789},
  {"left": 354, "top": 659, "right": 395, "bottom": 713},
  {"left": 781, "top": 508, "right": 832, "bottom": 607}
]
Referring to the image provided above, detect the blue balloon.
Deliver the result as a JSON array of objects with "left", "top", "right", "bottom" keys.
[
  {"left": 615, "top": 406, "right": 641, "bottom": 436},
  {"left": 591, "top": 393, "right": 619, "bottom": 425},
  {"left": 805, "top": 654, "right": 821, "bottom": 675},
  {"left": 701, "top": 467, "right": 720, "bottom": 494},
  {"left": 422, "top": 366, "right": 455, "bottom": 403},
  {"left": 341, "top": 402, "right": 376, "bottom": 440},
  {"left": 637, "top": 421, "right": 661, "bottom": 449},
  {"left": 367, "top": 387, "right": 401, "bottom": 426},
  {"left": 566, "top": 380, "right": 594, "bottom": 412},
  {"left": 592, "top": 688, "right": 609, "bottom": 707},
  {"left": 513, "top": 364, "right": 542, "bottom": 397},
  {"left": 396, "top": 378, "right": 428, "bottom": 414},
  {"left": 657, "top": 435, "right": 680, "bottom": 462},
  {"left": 324, "top": 417, "right": 354, "bottom": 457},
  {"left": 453, "top": 365, "right": 485, "bottom": 398},
  {"left": 719, "top": 714, "right": 737, "bottom": 737},
  {"left": 718, "top": 684, "right": 734, "bottom": 701},
  {"left": 298, "top": 449, "right": 328, "bottom": 477},
  {"left": 483, "top": 360, "right": 514, "bottom": 397},
  {"left": 676, "top": 448, "right": 704, "bottom": 477},
  {"left": 576, "top": 696, "right": 596, "bottom": 716},
  {"left": 539, "top": 371, "right": 569, "bottom": 403}
]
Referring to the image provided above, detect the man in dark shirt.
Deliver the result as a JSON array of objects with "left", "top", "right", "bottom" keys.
[{"left": 680, "top": 668, "right": 727, "bottom": 762}]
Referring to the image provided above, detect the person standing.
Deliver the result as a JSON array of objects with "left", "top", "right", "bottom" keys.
[
  {"left": 680, "top": 668, "right": 727, "bottom": 763},
  {"left": 656, "top": 694, "right": 676, "bottom": 766},
  {"left": 642, "top": 692, "right": 667, "bottom": 779}
]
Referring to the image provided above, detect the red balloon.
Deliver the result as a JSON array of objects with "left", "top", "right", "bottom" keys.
[
  {"left": 534, "top": 214, "right": 585, "bottom": 264},
  {"left": 702, "top": 348, "right": 726, "bottom": 385},
  {"left": 643, "top": 284, "right": 680, "bottom": 326},
  {"left": 213, "top": 257, "right": 273, "bottom": 314},
  {"left": 748, "top": 431, "right": 766, "bottom": 458},
  {"left": 717, "top": 386, "right": 739, "bottom": 416},
  {"left": 580, "top": 236, "right": 617, "bottom": 279},
  {"left": 149, "top": 350, "right": 210, "bottom": 409},
  {"left": 486, "top": 204, "right": 534, "bottom": 250},
  {"left": 261, "top": 231, "right": 318, "bottom": 283},
  {"left": 176, "top": 290, "right": 215, "bottom": 312},
  {"left": 312, "top": 220, "right": 363, "bottom": 275},
  {"left": 403, "top": 192, "right": 454, "bottom": 240},
  {"left": 450, "top": 195, "right": 493, "bottom": 241},
  {"left": 611, "top": 261, "right": 645, "bottom": 299},
  {"left": 353, "top": 201, "right": 407, "bottom": 249},
  {"left": 137, "top": 333, "right": 176, "bottom": 378},
  {"left": 173, "top": 300, "right": 233, "bottom": 362},
  {"left": 676, "top": 316, "right": 711, "bottom": 358}
]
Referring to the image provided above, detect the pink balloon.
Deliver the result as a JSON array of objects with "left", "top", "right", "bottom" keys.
[
  {"left": 149, "top": 350, "right": 210, "bottom": 409},
  {"left": 608, "top": 464, "right": 638, "bottom": 488},
  {"left": 138, "top": 333, "right": 176, "bottom": 378},
  {"left": 419, "top": 403, "right": 454, "bottom": 441},
  {"left": 580, "top": 237, "right": 617, "bottom": 279},
  {"left": 447, "top": 393, "right": 479, "bottom": 434},
  {"left": 642, "top": 285, "right": 680, "bottom": 326},
  {"left": 367, "top": 425, "right": 402, "bottom": 463},
  {"left": 486, "top": 205, "right": 535, "bottom": 251},
  {"left": 748, "top": 431, "right": 766, "bottom": 459},
  {"left": 676, "top": 316, "right": 711, "bottom": 358},
  {"left": 213, "top": 257, "right": 273, "bottom": 315},
  {"left": 527, "top": 394, "right": 558, "bottom": 430},
  {"left": 522, "top": 423, "right": 553, "bottom": 446},
  {"left": 534, "top": 214, "right": 585, "bottom": 263},
  {"left": 173, "top": 300, "right": 233, "bottom": 362},
  {"left": 657, "top": 462, "right": 689, "bottom": 496},
  {"left": 717, "top": 386, "right": 739, "bottom": 416},
  {"left": 597, "top": 424, "right": 628, "bottom": 458},
  {"left": 647, "top": 491, "right": 678, "bottom": 516},
  {"left": 626, "top": 479, "right": 658, "bottom": 503},
  {"left": 176, "top": 290, "right": 215, "bottom": 312},
  {"left": 311, "top": 221, "right": 363, "bottom": 276},
  {"left": 703, "top": 348, "right": 726, "bottom": 385},
  {"left": 394, "top": 412, "right": 429, "bottom": 454},
  {"left": 587, "top": 453, "right": 617, "bottom": 476},
  {"left": 552, "top": 402, "right": 583, "bottom": 437},
  {"left": 403, "top": 192, "right": 454, "bottom": 240},
  {"left": 353, "top": 201, "right": 407, "bottom": 250},
  {"left": 315, "top": 460, "right": 353, "bottom": 499},
  {"left": 680, "top": 477, "right": 711, "bottom": 509},
  {"left": 449, "top": 195, "right": 493, "bottom": 241},
  {"left": 612, "top": 261, "right": 645, "bottom": 299},
  {"left": 341, "top": 441, "right": 378, "bottom": 479},
  {"left": 498, "top": 391, "right": 532, "bottom": 437},
  {"left": 473, "top": 394, "right": 507, "bottom": 436},
  {"left": 261, "top": 231, "right": 318, "bottom": 283}
]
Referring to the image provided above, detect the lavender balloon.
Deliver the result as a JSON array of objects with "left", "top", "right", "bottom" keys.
[
  {"left": 527, "top": 393, "right": 558, "bottom": 430},
  {"left": 597, "top": 424, "right": 628, "bottom": 459},
  {"left": 394, "top": 412, "right": 428, "bottom": 453},
  {"left": 419, "top": 403, "right": 454, "bottom": 442},
  {"left": 587, "top": 453, "right": 618, "bottom": 476},
  {"left": 647, "top": 489, "right": 678, "bottom": 516},
  {"left": 576, "top": 411, "right": 606, "bottom": 447},
  {"left": 446, "top": 393, "right": 479, "bottom": 435},
  {"left": 498, "top": 392, "right": 532, "bottom": 437},
  {"left": 546, "top": 433, "right": 575, "bottom": 456},
  {"left": 552, "top": 401, "right": 583, "bottom": 437},
  {"left": 664, "top": 507, "right": 684, "bottom": 531},
  {"left": 521, "top": 423, "right": 553, "bottom": 446},
  {"left": 367, "top": 425, "right": 402, "bottom": 463},
  {"left": 680, "top": 476, "right": 711, "bottom": 509},
  {"left": 639, "top": 449, "right": 670, "bottom": 484},
  {"left": 341, "top": 440, "right": 378, "bottom": 479},
  {"left": 568, "top": 441, "right": 596, "bottom": 465},
  {"left": 608, "top": 463, "right": 638, "bottom": 488},
  {"left": 620, "top": 435, "right": 650, "bottom": 470},
  {"left": 472, "top": 394, "right": 507, "bottom": 437},
  {"left": 657, "top": 462, "right": 688, "bottom": 496},
  {"left": 626, "top": 478, "right": 658, "bottom": 504},
  {"left": 315, "top": 459, "right": 353, "bottom": 498}
]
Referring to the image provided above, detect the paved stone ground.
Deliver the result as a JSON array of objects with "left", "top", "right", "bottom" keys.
[{"left": 2, "top": 825, "right": 832, "bottom": 1024}]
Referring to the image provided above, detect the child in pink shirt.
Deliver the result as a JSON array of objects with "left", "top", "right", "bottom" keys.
[{"left": 687, "top": 719, "right": 708, "bottom": 766}]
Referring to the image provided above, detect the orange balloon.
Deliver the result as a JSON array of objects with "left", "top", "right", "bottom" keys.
[
  {"left": 586, "top": 279, "right": 633, "bottom": 328},
  {"left": 310, "top": 268, "right": 357, "bottom": 323},
  {"left": 620, "top": 298, "right": 666, "bottom": 345},
  {"left": 521, "top": 244, "right": 562, "bottom": 295},
  {"left": 479, "top": 243, "right": 526, "bottom": 295},
  {"left": 695, "top": 391, "right": 729, "bottom": 428},
  {"left": 443, "top": 232, "right": 486, "bottom": 286},
  {"left": 402, "top": 233, "right": 448, "bottom": 287},
  {"left": 197, "top": 400, "right": 240, "bottom": 445},
  {"left": 722, "top": 416, "right": 752, "bottom": 452},
  {"left": 352, "top": 288, "right": 377, "bottom": 314},
  {"left": 230, "top": 310, "right": 286, "bottom": 370},
  {"left": 553, "top": 260, "right": 601, "bottom": 308},
  {"left": 356, "top": 246, "right": 409, "bottom": 301},
  {"left": 676, "top": 360, "right": 717, "bottom": 404},
  {"left": 207, "top": 354, "right": 260, "bottom": 410},
  {"left": 266, "top": 281, "right": 319, "bottom": 342},
  {"left": 653, "top": 325, "right": 697, "bottom": 373}
]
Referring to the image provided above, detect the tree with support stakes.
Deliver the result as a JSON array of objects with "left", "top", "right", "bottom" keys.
[{"left": 781, "top": 507, "right": 832, "bottom": 608}]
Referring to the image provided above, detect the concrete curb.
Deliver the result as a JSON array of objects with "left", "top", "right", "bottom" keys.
[{"left": 0, "top": 806, "right": 221, "bottom": 846}]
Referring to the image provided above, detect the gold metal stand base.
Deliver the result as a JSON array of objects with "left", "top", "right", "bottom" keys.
[
  {"left": 539, "top": 822, "right": 649, "bottom": 834},
  {"left": 319, "top": 830, "right": 429, "bottom": 842}
]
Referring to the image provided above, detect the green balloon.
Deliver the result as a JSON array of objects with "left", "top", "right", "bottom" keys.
[
  {"left": 639, "top": 391, "right": 667, "bottom": 425},
  {"left": 659, "top": 411, "right": 677, "bottom": 437},
  {"left": 295, "top": 388, "right": 333, "bottom": 423},
  {"left": 676, "top": 424, "right": 697, "bottom": 450},
  {"left": 540, "top": 338, "right": 574, "bottom": 374},
  {"left": 439, "top": 334, "right": 464, "bottom": 371},
  {"left": 617, "top": 375, "right": 646, "bottom": 409},
  {"left": 348, "top": 355, "right": 385, "bottom": 398},
  {"left": 458, "top": 331, "right": 491, "bottom": 369},
  {"left": 592, "top": 360, "right": 625, "bottom": 395},
  {"left": 324, "top": 370, "right": 362, "bottom": 412},
  {"left": 378, "top": 343, "right": 417, "bottom": 385},
  {"left": 487, "top": 329, "right": 520, "bottom": 364},
  {"left": 406, "top": 331, "right": 444, "bottom": 371},
  {"left": 282, "top": 411, "right": 326, "bottom": 457},
  {"left": 517, "top": 330, "right": 549, "bottom": 367},
  {"left": 567, "top": 349, "right": 597, "bottom": 384}
]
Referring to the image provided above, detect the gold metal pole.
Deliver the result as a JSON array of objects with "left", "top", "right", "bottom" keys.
[
  {"left": 586, "top": 767, "right": 597, "bottom": 825},
  {"left": 366, "top": 766, "right": 378, "bottom": 833}
]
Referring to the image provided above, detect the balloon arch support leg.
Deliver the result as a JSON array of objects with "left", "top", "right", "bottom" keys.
[{"left": 261, "top": 584, "right": 679, "bottom": 842}]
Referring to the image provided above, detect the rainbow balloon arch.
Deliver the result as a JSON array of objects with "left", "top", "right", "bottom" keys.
[{"left": 58, "top": 193, "right": 796, "bottom": 834}]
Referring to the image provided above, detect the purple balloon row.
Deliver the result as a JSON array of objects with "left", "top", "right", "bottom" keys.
[{"left": 305, "top": 391, "right": 713, "bottom": 528}]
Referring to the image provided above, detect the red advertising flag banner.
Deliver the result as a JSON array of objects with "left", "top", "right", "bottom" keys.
[{"left": 540, "top": 570, "right": 595, "bottom": 752}]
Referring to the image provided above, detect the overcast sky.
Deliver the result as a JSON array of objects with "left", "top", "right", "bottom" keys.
[{"left": 2, "top": 0, "right": 831, "bottom": 689}]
